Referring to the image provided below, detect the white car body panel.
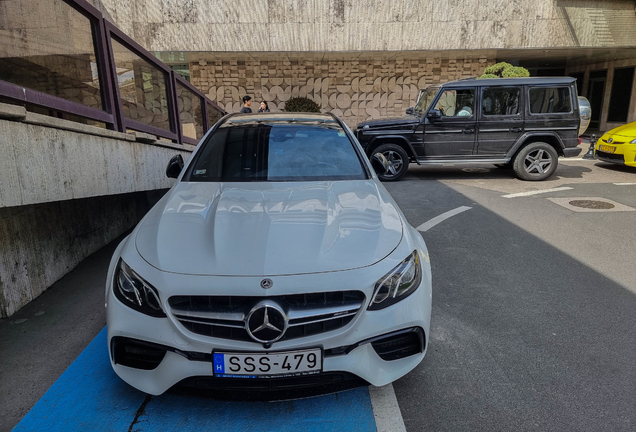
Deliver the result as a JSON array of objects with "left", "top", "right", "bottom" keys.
[
  {"left": 135, "top": 180, "right": 403, "bottom": 276},
  {"left": 106, "top": 114, "right": 432, "bottom": 396}
]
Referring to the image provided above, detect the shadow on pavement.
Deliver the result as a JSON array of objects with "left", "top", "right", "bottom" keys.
[
  {"left": 386, "top": 179, "right": 636, "bottom": 432},
  {"left": 404, "top": 162, "right": 593, "bottom": 182},
  {"left": 593, "top": 162, "right": 636, "bottom": 175}
]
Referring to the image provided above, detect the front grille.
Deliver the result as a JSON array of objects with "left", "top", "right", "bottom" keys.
[
  {"left": 169, "top": 291, "right": 365, "bottom": 343},
  {"left": 596, "top": 150, "right": 624, "bottom": 162}
]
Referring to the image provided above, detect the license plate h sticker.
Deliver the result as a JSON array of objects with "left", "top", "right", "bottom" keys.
[{"left": 213, "top": 353, "right": 225, "bottom": 374}]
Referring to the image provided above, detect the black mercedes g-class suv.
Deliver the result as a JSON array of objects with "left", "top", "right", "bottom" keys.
[{"left": 354, "top": 77, "right": 583, "bottom": 181}]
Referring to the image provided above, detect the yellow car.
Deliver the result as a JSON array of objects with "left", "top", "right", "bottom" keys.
[{"left": 595, "top": 121, "right": 636, "bottom": 167}]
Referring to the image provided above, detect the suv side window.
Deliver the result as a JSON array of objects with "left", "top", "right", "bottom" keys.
[
  {"left": 482, "top": 87, "right": 521, "bottom": 116},
  {"left": 434, "top": 89, "right": 475, "bottom": 117},
  {"left": 528, "top": 87, "right": 572, "bottom": 114}
]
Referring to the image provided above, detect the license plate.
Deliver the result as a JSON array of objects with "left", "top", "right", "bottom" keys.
[
  {"left": 213, "top": 348, "right": 322, "bottom": 378},
  {"left": 599, "top": 144, "right": 615, "bottom": 153}
]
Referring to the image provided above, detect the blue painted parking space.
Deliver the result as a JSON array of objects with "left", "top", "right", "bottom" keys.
[{"left": 12, "top": 329, "right": 377, "bottom": 432}]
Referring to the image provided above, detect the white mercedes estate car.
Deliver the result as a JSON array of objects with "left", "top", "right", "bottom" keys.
[{"left": 106, "top": 113, "right": 432, "bottom": 396}]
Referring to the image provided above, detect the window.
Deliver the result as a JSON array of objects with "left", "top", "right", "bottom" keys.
[
  {"left": 607, "top": 67, "right": 634, "bottom": 123},
  {"left": 434, "top": 89, "right": 475, "bottom": 117},
  {"left": 176, "top": 82, "right": 203, "bottom": 140},
  {"left": 482, "top": 87, "right": 521, "bottom": 116},
  {"left": 414, "top": 86, "right": 439, "bottom": 115},
  {"left": 169, "top": 64, "right": 190, "bottom": 82},
  {"left": 111, "top": 39, "right": 171, "bottom": 131},
  {"left": 207, "top": 103, "right": 222, "bottom": 130},
  {"left": 0, "top": 0, "right": 103, "bottom": 111},
  {"left": 189, "top": 122, "right": 366, "bottom": 182},
  {"left": 529, "top": 87, "right": 571, "bottom": 114}
]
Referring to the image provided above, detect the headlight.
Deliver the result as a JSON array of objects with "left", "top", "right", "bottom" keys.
[
  {"left": 368, "top": 251, "right": 422, "bottom": 310},
  {"left": 114, "top": 260, "right": 165, "bottom": 317},
  {"left": 630, "top": 138, "right": 636, "bottom": 144}
]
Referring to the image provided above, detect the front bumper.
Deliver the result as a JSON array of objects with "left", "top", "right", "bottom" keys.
[
  {"left": 107, "top": 285, "right": 430, "bottom": 395},
  {"left": 106, "top": 242, "right": 432, "bottom": 395},
  {"left": 595, "top": 142, "right": 636, "bottom": 167}
]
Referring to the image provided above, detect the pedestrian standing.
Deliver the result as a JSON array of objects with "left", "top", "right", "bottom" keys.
[
  {"left": 258, "top": 101, "right": 270, "bottom": 112},
  {"left": 240, "top": 95, "right": 252, "bottom": 113}
]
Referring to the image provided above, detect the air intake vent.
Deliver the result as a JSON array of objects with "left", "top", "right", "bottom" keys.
[
  {"left": 371, "top": 328, "right": 424, "bottom": 361},
  {"left": 111, "top": 337, "right": 167, "bottom": 370}
]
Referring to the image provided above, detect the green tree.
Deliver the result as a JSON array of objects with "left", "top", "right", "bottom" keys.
[
  {"left": 284, "top": 97, "right": 321, "bottom": 113},
  {"left": 479, "top": 62, "right": 530, "bottom": 79}
]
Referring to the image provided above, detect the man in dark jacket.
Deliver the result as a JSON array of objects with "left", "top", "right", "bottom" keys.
[{"left": 240, "top": 95, "right": 253, "bottom": 113}]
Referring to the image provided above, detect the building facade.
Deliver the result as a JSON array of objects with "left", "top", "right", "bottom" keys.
[{"left": 89, "top": 0, "right": 636, "bottom": 130}]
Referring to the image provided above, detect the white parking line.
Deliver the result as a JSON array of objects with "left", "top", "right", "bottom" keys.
[
  {"left": 614, "top": 182, "right": 636, "bottom": 186},
  {"left": 416, "top": 206, "right": 472, "bottom": 232},
  {"left": 502, "top": 187, "right": 573, "bottom": 198},
  {"left": 369, "top": 384, "right": 407, "bottom": 432}
]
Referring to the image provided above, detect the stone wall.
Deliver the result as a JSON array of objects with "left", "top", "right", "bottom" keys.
[
  {"left": 90, "top": 0, "right": 636, "bottom": 52},
  {"left": 190, "top": 57, "right": 494, "bottom": 127}
]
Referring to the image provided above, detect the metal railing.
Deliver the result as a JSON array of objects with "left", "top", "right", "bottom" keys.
[{"left": 0, "top": 0, "right": 225, "bottom": 145}]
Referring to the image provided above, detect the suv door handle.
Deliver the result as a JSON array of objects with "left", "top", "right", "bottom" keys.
[
  {"left": 462, "top": 128, "right": 475, "bottom": 134},
  {"left": 510, "top": 127, "right": 522, "bottom": 133}
]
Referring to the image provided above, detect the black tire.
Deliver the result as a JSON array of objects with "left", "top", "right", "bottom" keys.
[
  {"left": 373, "top": 143, "right": 410, "bottom": 181},
  {"left": 512, "top": 142, "right": 559, "bottom": 181}
]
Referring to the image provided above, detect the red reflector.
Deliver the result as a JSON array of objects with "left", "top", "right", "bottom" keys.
[{"left": 579, "top": 138, "right": 582, "bottom": 145}]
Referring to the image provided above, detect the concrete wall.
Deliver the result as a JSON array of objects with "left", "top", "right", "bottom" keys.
[
  {"left": 90, "top": 0, "right": 636, "bottom": 52},
  {"left": 0, "top": 106, "right": 192, "bottom": 208},
  {"left": 192, "top": 55, "right": 495, "bottom": 127},
  {"left": 0, "top": 105, "right": 194, "bottom": 317},
  {"left": 0, "top": 191, "right": 165, "bottom": 318}
]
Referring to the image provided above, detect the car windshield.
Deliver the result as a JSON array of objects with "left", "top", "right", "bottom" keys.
[
  {"left": 187, "top": 119, "right": 367, "bottom": 182},
  {"left": 414, "top": 86, "right": 440, "bottom": 115}
]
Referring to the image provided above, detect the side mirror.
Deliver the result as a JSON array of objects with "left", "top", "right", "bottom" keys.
[
  {"left": 166, "top": 154, "right": 184, "bottom": 179},
  {"left": 371, "top": 152, "right": 390, "bottom": 175},
  {"left": 405, "top": 107, "right": 414, "bottom": 115},
  {"left": 427, "top": 109, "right": 441, "bottom": 120}
]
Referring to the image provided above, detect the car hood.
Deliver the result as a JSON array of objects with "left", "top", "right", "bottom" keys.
[
  {"left": 135, "top": 180, "right": 403, "bottom": 276},
  {"left": 357, "top": 116, "right": 419, "bottom": 129},
  {"left": 605, "top": 122, "right": 636, "bottom": 139}
]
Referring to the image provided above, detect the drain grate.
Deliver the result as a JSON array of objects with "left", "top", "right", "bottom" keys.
[{"left": 568, "top": 200, "right": 615, "bottom": 210}]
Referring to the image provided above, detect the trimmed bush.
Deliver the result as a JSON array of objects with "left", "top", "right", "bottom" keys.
[
  {"left": 479, "top": 62, "right": 530, "bottom": 79},
  {"left": 502, "top": 66, "right": 530, "bottom": 78},
  {"left": 284, "top": 97, "right": 321, "bottom": 113}
]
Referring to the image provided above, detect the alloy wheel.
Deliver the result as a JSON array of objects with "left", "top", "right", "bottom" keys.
[
  {"left": 524, "top": 149, "right": 553, "bottom": 174},
  {"left": 382, "top": 150, "right": 404, "bottom": 176}
]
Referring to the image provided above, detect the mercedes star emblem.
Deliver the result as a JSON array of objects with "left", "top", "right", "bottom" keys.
[
  {"left": 260, "top": 278, "right": 273, "bottom": 289},
  {"left": 245, "top": 302, "right": 287, "bottom": 343}
]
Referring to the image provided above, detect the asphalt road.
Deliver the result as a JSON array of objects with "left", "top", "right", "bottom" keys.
[
  {"left": 2, "top": 158, "right": 635, "bottom": 431},
  {"left": 387, "top": 159, "right": 636, "bottom": 431}
]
